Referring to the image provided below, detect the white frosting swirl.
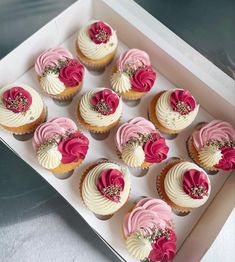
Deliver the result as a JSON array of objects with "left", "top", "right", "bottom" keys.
[
  {"left": 126, "top": 230, "right": 152, "bottom": 260},
  {"left": 164, "top": 162, "right": 211, "bottom": 208},
  {"left": 121, "top": 143, "right": 145, "bottom": 167},
  {"left": 0, "top": 83, "right": 44, "bottom": 127},
  {"left": 82, "top": 162, "right": 131, "bottom": 215},
  {"left": 79, "top": 88, "right": 122, "bottom": 127},
  {"left": 40, "top": 72, "right": 65, "bottom": 95},
  {"left": 37, "top": 144, "right": 62, "bottom": 169},
  {"left": 155, "top": 90, "right": 199, "bottom": 131},
  {"left": 77, "top": 21, "right": 118, "bottom": 60},
  {"left": 198, "top": 145, "right": 222, "bottom": 168},
  {"left": 110, "top": 72, "right": 131, "bottom": 93}
]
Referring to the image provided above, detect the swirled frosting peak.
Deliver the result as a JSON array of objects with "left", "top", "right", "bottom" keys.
[
  {"left": 170, "top": 89, "right": 196, "bottom": 115},
  {"left": 183, "top": 169, "right": 209, "bottom": 199},
  {"left": 88, "top": 21, "right": 112, "bottom": 44},
  {"left": 2, "top": 86, "right": 32, "bottom": 113},
  {"left": 35, "top": 47, "right": 73, "bottom": 76},
  {"left": 91, "top": 88, "right": 119, "bottom": 115},
  {"left": 97, "top": 169, "right": 125, "bottom": 202}
]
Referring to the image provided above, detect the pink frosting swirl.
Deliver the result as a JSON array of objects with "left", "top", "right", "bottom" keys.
[
  {"left": 91, "top": 88, "right": 119, "bottom": 115},
  {"left": 35, "top": 47, "right": 73, "bottom": 76},
  {"left": 58, "top": 131, "right": 89, "bottom": 164},
  {"left": 88, "top": 21, "right": 112, "bottom": 44},
  {"left": 183, "top": 169, "right": 209, "bottom": 199},
  {"left": 170, "top": 89, "right": 196, "bottom": 115},
  {"left": 148, "top": 230, "right": 176, "bottom": 262},
  {"left": 32, "top": 117, "right": 77, "bottom": 151},
  {"left": 2, "top": 86, "right": 32, "bottom": 113},
  {"left": 97, "top": 169, "right": 125, "bottom": 202},
  {"left": 130, "top": 66, "right": 156, "bottom": 93},
  {"left": 58, "top": 59, "right": 84, "bottom": 87},
  {"left": 115, "top": 117, "right": 156, "bottom": 152},
  {"left": 123, "top": 197, "right": 173, "bottom": 237},
  {"left": 192, "top": 120, "right": 235, "bottom": 151},
  {"left": 117, "top": 48, "right": 151, "bottom": 72},
  {"left": 215, "top": 147, "right": 235, "bottom": 170},
  {"left": 143, "top": 133, "right": 169, "bottom": 163}
]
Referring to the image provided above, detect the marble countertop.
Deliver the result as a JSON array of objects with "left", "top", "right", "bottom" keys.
[{"left": 0, "top": 0, "right": 234, "bottom": 261}]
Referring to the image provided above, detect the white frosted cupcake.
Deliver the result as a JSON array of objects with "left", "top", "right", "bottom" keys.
[
  {"left": 157, "top": 160, "right": 211, "bottom": 213},
  {"left": 0, "top": 83, "right": 47, "bottom": 139},
  {"left": 77, "top": 87, "right": 122, "bottom": 134},
  {"left": 76, "top": 20, "right": 118, "bottom": 72},
  {"left": 149, "top": 89, "right": 199, "bottom": 134},
  {"left": 80, "top": 160, "right": 131, "bottom": 219}
]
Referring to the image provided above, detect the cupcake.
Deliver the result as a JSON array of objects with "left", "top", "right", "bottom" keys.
[
  {"left": 35, "top": 47, "right": 84, "bottom": 101},
  {"left": 77, "top": 87, "right": 122, "bottom": 134},
  {"left": 149, "top": 89, "right": 199, "bottom": 134},
  {"left": 80, "top": 160, "right": 131, "bottom": 219},
  {"left": 76, "top": 20, "right": 118, "bottom": 72},
  {"left": 110, "top": 48, "right": 156, "bottom": 101},
  {"left": 33, "top": 117, "right": 89, "bottom": 177},
  {"left": 187, "top": 120, "right": 235, "bottom": 172},
  {"left": 0, "top": 83, "right": 47, "bottom": 139},
  {"left": 123, "top": 197, "right": 176, "bottom": 262},
  {"left": 115, "top": 117, "right": 169, "bottom": 169},
  {"left": 157, "top": 160, "right": 211, "bottom": 213}
]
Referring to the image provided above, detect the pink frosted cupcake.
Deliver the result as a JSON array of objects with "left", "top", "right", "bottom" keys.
[
  {"left": 35, "top": 47, "right": 84, "bottom": 102},
  {"left": 123, "top": 197, "right": 176, "bottom": 261},
  {"left": 187, "top": 120, "right": 235, "bottom": 172},
  {"left": 33, "top": 117, "right": 89, "bottom": 178},
  {"left": 115, "top": 117, "right": 169, "bottom": 169},
  {"left": 110, "top": 49, "right": 156, "bottom": 101}
]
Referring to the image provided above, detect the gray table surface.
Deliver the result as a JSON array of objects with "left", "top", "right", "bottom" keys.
[{"left": 0, "top": 0, "right": 234, "bottom": 261}]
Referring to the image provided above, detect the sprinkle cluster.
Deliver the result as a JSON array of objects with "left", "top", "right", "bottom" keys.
[
  {"left": 136, "top": 227, "right": 172, "bottom": 243},
  {"left": 206, "top": 139, "right": 235, "bottom": 150},
  {"left": 126, "top": 133, "right": 155, "bottom": 147},
  {"left": 176, "top": 101, "right": 191, "bottom": 115},
  {"left": 190, "top": 185, "right": 208, "bottom": 198},
  {"left": 93, "top": 100, "right": 112, "bottom": 114},
  {"left": 102, "top": 184, "right": 122, "bottom": 202},
  {"left": 43, "top": 59, "right": 70, "bottom": 76}
]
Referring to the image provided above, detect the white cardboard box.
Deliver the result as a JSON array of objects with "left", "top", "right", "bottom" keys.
[{"left": 0, "top": 0, "right": 234, "bottom": 261}]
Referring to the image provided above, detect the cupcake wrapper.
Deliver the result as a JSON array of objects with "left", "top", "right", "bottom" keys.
[
  {"left": 156, "top": 159, "right": 192, "bottom": 213},
  {"left": 0, "top": 106, "right": 48, "bottom": 135},
  {"left": 80, "top": 160, "right": 130, "bottom": 217},
  {"left": 115, "top": 147, "right": 152, "bottom": 170},
  {"left": 76, "top": 43, "right": 117, "bottom": 72}
]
